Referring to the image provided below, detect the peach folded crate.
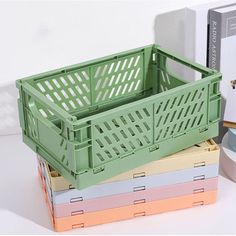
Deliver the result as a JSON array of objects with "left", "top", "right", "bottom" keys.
[
  {"left": 38, "top": 170, "right": 217, "bottom": 232},
  {"left": 38, "top": 139, "right": 219, "bottom": 192}
]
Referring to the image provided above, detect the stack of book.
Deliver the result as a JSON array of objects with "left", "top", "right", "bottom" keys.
[
  {"left": 37, "top": 140, "right": 220, "bottom": 232},
  {"left": 155, "top": 1, "right": 236, "bottom": 143},
  {"left": 208, "top": 3, "right": 236, "bottom": 182}
]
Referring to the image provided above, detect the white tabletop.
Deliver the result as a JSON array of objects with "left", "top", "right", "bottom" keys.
[{"left": 0, "top": 134, "right": 236, "bottom": 234}]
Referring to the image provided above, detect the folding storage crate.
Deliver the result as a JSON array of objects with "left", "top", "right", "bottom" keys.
[
  {"left": 17, "top": 44, "right": 221, "bottom": 189},
  {"left": 37, "top": 139, "right": 219, "bottom": 231}
]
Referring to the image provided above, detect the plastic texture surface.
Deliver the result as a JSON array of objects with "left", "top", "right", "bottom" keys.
[
  {"left": 41, "top": 161, "right": 218, "bottom": 205},
  {"left": 49, "top": 177, "right": 218, "bottom": 217},
  {"left": 39, "top": 139, "right": 219, "bottom": 191},
  {"left": 37, "top": 153, "right": 218, "bottom": 216},
  {"left": 39, "top": 170, "right": 217, "bottom": 232},
  {"left": 17, "top": 44, "right": 221, "bottom": 189},
  {"left": 228, "top": 128, "right": 236, "bottom": 152}
]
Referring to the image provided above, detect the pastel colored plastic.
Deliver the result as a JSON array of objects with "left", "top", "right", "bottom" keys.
[
  {"left": 54, "top": 191, "right": 217, "bottom": 232},
  {"left": 45, "top": 190, "right": 217, "bottom": 231},
  {"left": 38, "top": 166, "right": 217, "bottom": 232},
  {"left": 43, "top": 163, "right": 218, "bottom": 205},
  {"left": 38, "top": 139, "right": 219, "bottom": 191},
  {"left": 228, "top": 128, "right": 236, "bottom": 152},
  {"left": 51, "top": 178, "right": 218, "bottom": 217},
  {"left": 16, "top": 44, "right": 221, "bottom": 189},
  {"left": 220, "top": 132, "right": 236, "bottom": 182}
]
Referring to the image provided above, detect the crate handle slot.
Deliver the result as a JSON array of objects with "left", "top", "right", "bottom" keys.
[
  {"left": 70, "top": 196, "right": 83, "bottom": 203},
  {"left": 194, "top": 161, "right": 206, "bottom": 168},
  {"left": 28, "top": 96, "right": 62, "bottom": 135},
  {"left": 133, "top": 186, "right": 146, "bottom": 192},
  {"left": 193, "top": 175, "right": 205, "bottom": 181},
  {"left": 193, "top": 188, "right": 205, "bottom": 194},
  {"left": 133, "top": 172, "right": 146, "bottom": 178},
  {"left": 23, "top": 82, "right": 73, "bottom": 121},
  {"left": 134, "top": 211, "right": 146, "bottom": 217},
  {"left": 72, "top": 223, "right": 84, "bottom": 229},
  {"left": 71, "top": 210, "right": 84, "bottom": 216},
  {"left": 134, "top": 199, "right": 146, "bottom": 205},
  {"left": 192, "top": 201, "right": 204, "bottom": 207}
]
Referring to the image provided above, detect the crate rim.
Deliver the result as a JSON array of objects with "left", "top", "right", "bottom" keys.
[
  {"left": 16, "top": 44, "right": 222, "bottom": 126},
  {"left": 16, "top": 44, "right": 217, "bottom": 85}
]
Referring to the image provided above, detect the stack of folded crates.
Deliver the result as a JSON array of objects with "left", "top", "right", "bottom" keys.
[
  {"left": 16, "top": 44, "right": 222, "bottom": 232},
  {"left": 37, "top": 140, "right": 220, "bottom": 231}
]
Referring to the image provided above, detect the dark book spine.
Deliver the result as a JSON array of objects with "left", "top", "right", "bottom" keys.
[{"left": 208, "top": 10, "right": 222, "bottom": 70}]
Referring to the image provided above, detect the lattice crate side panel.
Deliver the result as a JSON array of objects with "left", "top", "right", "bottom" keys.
[
  {"left": 158, "top": 69, "right": 186, "bottom": 93},
  {"left": 154, "top": 85, "right": 208, "bottom": 142},
  {"left": 34, "top": 68, "right": 91, "bottom": 118},
  {"left": 92, "top": 52, "right": 144, "bottom": 105},
  {"left": 159, "top": 69, "right": 172, "bottom": 92},
  {"left": 27, "top": 104, "right": 70, "bottom": 170},
  {"left": 92, "top": 104, "right": 153, "bottom": 167},
  {"left": 26, "top": 107, "right": 69, "bottom": 169},
  {"left": 26, "top": 109, "right": 38, "bottom": 140}
]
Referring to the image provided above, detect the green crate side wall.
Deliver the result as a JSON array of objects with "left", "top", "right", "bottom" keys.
[
  {"left": 74, "top": 51, "right": 184, "bottom": 170},
  {"left": 18, "top": 47, "right": 154, "bottom": 173},
  {"left": 85, "top": 52, "right": 221, "bottom": 171},
  {"left": 17, "top": 82, "right": 76, "bottom": 172},
  {"left": 89, "top": 81, "right": 215, "bottom": 170}
]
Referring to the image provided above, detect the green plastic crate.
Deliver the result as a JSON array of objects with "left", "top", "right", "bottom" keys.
[{"left": 16, "top": 44, "right": 221, "bottom": 189}]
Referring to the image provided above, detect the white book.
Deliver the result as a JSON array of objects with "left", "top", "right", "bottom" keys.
[{"left": 208, "top": 3, "right": 236, "bottom": 99}]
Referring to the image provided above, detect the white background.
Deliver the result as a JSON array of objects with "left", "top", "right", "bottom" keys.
[
  {"left": 1, "top": 0, "right": 221, "bottom": 84},
  {"left": 0, "top": 0, "right": 226, "bottom": 135},
  {"left": 1, "top": 0, "right": 236, "bottom": 234}
]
